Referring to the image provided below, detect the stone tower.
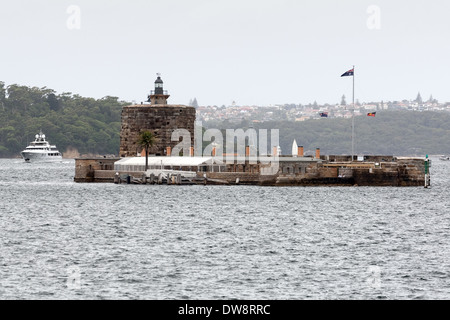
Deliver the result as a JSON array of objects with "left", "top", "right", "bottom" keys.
[{"left": 119, "top": 75, "right": 196, "bottom": 157}]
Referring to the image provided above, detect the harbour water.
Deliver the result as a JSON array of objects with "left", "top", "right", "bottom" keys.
[{"left": 0, "top": 158, "right": 449, "bottom": 300}]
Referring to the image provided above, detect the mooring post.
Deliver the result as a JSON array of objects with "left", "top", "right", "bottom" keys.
[{"left": 424, "top": 155, "right": 431, "bottom": 188}]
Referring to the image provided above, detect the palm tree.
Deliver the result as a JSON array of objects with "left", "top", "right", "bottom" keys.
[{"left": 138, "top": 131, "right": 156, "bottom": 171}]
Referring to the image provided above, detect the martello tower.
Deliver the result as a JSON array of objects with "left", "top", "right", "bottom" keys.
[{"left": 119, "top": 75, "right": 196, "bottom": 157}]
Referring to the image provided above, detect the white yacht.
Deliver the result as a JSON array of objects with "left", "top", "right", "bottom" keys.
[{"left": 20, "top": 131, "right": 62, "bottom": 162}]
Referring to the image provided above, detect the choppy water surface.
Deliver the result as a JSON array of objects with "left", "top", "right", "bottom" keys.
[{"left": 0, "top": 158, "right": 449, "bottom": 300}]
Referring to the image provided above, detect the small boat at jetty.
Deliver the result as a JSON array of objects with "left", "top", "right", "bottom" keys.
[
  {"left": 20, "top": 131, "right": 62, "bottom": 162},
  {"left": 439, "top": 156, "right": 450, "bottom": 161}
]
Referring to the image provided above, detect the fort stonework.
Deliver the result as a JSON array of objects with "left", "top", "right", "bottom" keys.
[
  {"left": 74, "top": 158, "right": 119, "bottom": 183},
  {"left": 119, "top": 75, "right": 196, "bottom": 157},
  {"left": 119, "top": 105, "right": 195, "bottom": 157}
]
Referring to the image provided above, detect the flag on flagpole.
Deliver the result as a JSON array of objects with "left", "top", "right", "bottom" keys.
[
  {"left": 341, "top": 68, "right": 354, "bottom": 77},
  {"left": 367, "top": 112, "right": 376, "bottom": 117}
]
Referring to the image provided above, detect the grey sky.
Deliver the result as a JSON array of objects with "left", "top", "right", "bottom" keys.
[{"left": 1, "top": 0, "right": 449, "bottom": 106}]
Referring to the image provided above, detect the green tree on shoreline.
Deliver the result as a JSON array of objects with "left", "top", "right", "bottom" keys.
[{"left": 0, "top": 83, "right": 128, "bottom": 158}]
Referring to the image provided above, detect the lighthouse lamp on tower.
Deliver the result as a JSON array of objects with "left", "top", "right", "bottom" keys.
[{"left": 148, "top": 73, "right": 170, "bottom": 105}]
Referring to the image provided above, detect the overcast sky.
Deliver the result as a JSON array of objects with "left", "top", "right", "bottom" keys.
[{"left": 1, "top": 0, "right": 449, "bottom": 106}]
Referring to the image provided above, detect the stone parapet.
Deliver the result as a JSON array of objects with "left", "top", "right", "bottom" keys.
[
  {"left": 75, "top": 157, "right": 427, "bottom": 187},
  {"left": 74, "top": 158, "right": 119, "bottom": 182}
]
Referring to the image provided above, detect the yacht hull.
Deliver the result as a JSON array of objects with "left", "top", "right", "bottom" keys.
[{"left": 21, "top": 152, "right": 63, "bottom": 162}]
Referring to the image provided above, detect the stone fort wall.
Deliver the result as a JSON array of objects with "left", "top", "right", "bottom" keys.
[{"left": 119, "top": 104, "right": 196, "bottom": 157}]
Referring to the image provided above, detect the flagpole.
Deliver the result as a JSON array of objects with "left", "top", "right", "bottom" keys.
[{"left": 352, "top": 65, "right": 355, "bottom": 161}]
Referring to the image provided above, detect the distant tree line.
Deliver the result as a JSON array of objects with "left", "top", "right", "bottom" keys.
[
  {"left": 189, "top": 98, "right": 199, "bottom": 108},
  {"left": 2, "top": 82, "right": 449, "bottom": 158},
  {"left": 204, "top": 111, "right": 450, "bottom": 156},
  {"left": 0, "top": 82, "right": 128, "bottom": 158}
]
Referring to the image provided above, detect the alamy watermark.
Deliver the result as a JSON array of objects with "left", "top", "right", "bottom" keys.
[
  {"left": 67, "top": 5, "right": 81, "bottom": 30},
  {"left": 367, "top": 5, "right": 381, "bottom": 30}
]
